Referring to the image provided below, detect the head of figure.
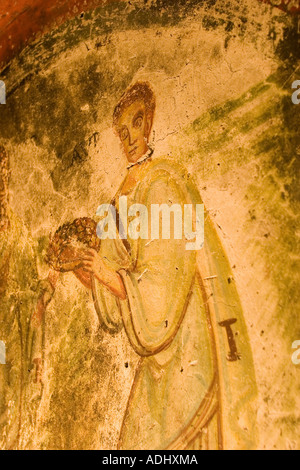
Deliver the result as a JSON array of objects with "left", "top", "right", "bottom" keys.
[
  {"left": 113, "top": 82, "right": 156, "bottom": 163},
  {"left": 0, "top": 146, "right": 10, "bottom": 230}
]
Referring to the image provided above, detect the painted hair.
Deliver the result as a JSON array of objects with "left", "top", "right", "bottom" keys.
[{"left": 113, "top": 81, "right": 156, "bottom": 127}]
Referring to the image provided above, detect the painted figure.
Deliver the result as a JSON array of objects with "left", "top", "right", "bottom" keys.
[{"left": 68, "top": 83, "right": 257, "bottom": 450}]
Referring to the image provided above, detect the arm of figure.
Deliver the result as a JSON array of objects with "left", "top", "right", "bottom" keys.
[
  {"left": 81, "top": 251, "right": 126, "bottom": 299},
  {"left": 80, "top": 249, "right": 126, "bottom": 334},
  {"left": 73, "top": 267, "right": 93, "bottom": 290},
  {"left": 31, "top": 269, "right": 60, "bottom": 328},
  {"left": 29, "top": 269, "right": 60, "bottom": 383}
]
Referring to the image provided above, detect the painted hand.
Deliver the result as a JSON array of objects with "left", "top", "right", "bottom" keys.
[
  {"left": 80, "top": 249, "right": 127, "bottom": 300},
  {"left": 80, "top": 248, "right": 106, "bottom": 281}
]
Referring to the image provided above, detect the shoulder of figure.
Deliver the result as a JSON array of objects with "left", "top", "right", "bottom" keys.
[
  {"left": 140, "top": 156, "right": 185, "bottom": 184},
  {"left": 139, "top": 155, "right": 203, "bottom": 204}
]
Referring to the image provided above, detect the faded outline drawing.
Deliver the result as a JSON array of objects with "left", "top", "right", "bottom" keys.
[
  {"left": 0, "top": 81, "right": 5, "bottom": 105},
  {"left": 49, "top": 82, "right": 257, "bottom": 450},
  {"left": 0, "top": 145, "right": 46, "bottom": 449}
]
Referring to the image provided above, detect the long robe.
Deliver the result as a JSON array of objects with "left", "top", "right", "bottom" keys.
[{"left": 92, "top": 156, "right": 257, "bottom": 450}]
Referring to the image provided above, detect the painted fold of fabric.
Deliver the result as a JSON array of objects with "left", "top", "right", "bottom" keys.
[
  {"left": 0, "top": 210, "right": 42, "bottom": 449},
  {"left": 92, "top": 157, "right": 257, "bottom": 450}
]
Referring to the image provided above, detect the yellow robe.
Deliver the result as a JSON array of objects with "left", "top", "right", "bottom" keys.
[{"left": 92, "top": 157, "right": 257, "bottom": 450}]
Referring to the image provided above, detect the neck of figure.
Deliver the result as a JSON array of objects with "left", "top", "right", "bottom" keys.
[{"left": 127, "top": 145, "right": 153, "bottom": 168}]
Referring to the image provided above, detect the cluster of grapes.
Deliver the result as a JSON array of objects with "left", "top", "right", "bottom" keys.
[{"left": 46, "top": 217, "right": 100, "bottom": 272}]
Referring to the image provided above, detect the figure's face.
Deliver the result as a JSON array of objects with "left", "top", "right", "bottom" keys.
[{"left": 116, "top": 100, "right": 153, "bottom": 163}]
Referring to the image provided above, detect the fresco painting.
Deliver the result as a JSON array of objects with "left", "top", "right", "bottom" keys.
[{"left": 0, "top": 0, "right": 299, "bottom": 450}]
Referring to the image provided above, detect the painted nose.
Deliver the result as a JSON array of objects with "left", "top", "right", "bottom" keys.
[
  {"left": 128, "top": 128, "right": 138, "bottom": 147},
  {"left": 128, "top": 135, "right": 137, "bottom": 147}
]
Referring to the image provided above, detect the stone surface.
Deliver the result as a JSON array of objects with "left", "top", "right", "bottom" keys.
[{"left": 0, "top": 0, "right": 299, "bottom": 450}]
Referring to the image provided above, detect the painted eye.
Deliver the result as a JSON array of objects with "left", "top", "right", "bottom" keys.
[
  {"left": 134, "top": 116, "right": 143, "bottom": 128},
  {"left": 120, "top": 127, "right": 129, "bottom": 141}
]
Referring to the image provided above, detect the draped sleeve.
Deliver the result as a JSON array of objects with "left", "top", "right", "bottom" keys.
[
  {"left": 92, "top": 274, "right": 123, "bottom": 334},
  {"left": 91, "top": 225, "right": 132, "bottom": 333},
  {"left": 118, "top": 168, "right": 197, "bottom": 356}
]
